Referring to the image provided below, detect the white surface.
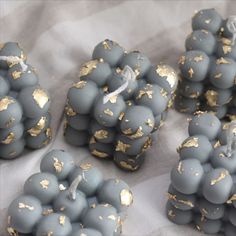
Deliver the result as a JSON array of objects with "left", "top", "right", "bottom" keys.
[{"left": 0, "top": 1, "right": 233, "bottom": 235}]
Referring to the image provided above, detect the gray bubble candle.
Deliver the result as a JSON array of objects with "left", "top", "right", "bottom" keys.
[{"left": 64, "top": 39, "right": 178, "bottom": 171}]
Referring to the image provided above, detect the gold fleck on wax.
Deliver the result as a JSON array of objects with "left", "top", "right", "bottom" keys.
[
  {"left": 122, "top": 128, "right": 132, "bottom": 135},
  {"left": 118, "top": 112, "right": 125, "bottom": 121},
  {"left": 115, "top": 140, "right": 131, "bottom": 153},
  {"left": 18, "top": 202, "right": 34, "bottom": 211},
  {"left": 205, "top": 19, "right": 211, "bottom": 24},
  {"left": 214, "top": 73, "right": 222, "bottom": 79},
  {"left": 94, "top": 130, "right": 108, "bottom": 140},
  {"left": 108, "top": 95, "right": 117, "bottom": 104},
  {"left": 129, "top": 126, "right": 144, "bottom": 139},
  {"left": 0, "top": 97, "right": 15, "bottom": 112},
  {"left": 213, "top": 140, "right": 221, "bottom": 148},
  {"left": 227, "top": 194, "right": 236, "bottom": 204},
  {"left": 119, "top": 161, "right": 138, "bottom": 171},
  {"left": 136, "top": 89, "right": 153, "bottom": 99},
  {"left": 7, "top": 227, "right": 18, "bottom": 236},
  {"left": 168, "top": 210, "right": 175, "bottom": 218},
  {"left": 216, "top": 57, "right": 230, "bottom": 64},
  {"left": 79, "top": 60, "right": 99, "bottom": 77},
  {"left": 193, "top": 55, "right": 204, "bottom": 62},
  {"left": 145, "top": 119, "right": 154, "bottom": 128},
  {"left": 32, "top": 89, "right": 49, "bottom": 109},
  {"left": 120, "top": 189, "right": 133, "bottom": 206},
  {"left": 59, "top": 215, "right": 65, "bottom": 225},
  {"left": 47, "top": 231, "right": 53, "bottom": 236},
  {"left": 104, "top": 108, "right": 113, "bottom": 116},
  {"left": 40, "top": 179, "right": 49, "bottom": 189},
  {"left": 188, "top": 68, "right": 194, "bottom": 78},
  {"left": 102, "top": 40, "right": 111, "bottom": 50},
  {"left": 182, "top": 137, "right": 199, "bottom": 148},
  {"left": 59, "top": 184, "right": 66, "bottom": 191},
  {"left": 91, "top": 149, "right": 109, "bottom": 158},
  {"left": 73, "top": 81, "right": 87, "bottom": 89},
  {"left": 210, "top": 170, "right": 229, "bottom": 185},
  {"left": 64, "top": 103, "right": 76, "bottom": 117},
  {"left": 1, "top": 132, "right": 15, "bottom": 144},
  {"left": 178, "top": 56, "right": 186, "bottom": 65},
  {"left": 27, "top": 116, "right": 46, "bottom": 136},
  {"left": 222, "top": 45, "right": 232, "bottom": 54},
  {"left": 53, "top": 157, "right": 64, "bottom": 173},
  {"left": 42, "top": 208, "right": 54, "bottom": 216},
  {"left": 205, "top": 90, "right": 218, "bottom": 107},
  {"left": 12, "top": 71, "right": 22, "bottom": 80},
  {"left": 80, "top": 163, "right": 92, "bottom": 170}
]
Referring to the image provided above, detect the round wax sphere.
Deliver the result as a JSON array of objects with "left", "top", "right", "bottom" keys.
[
  {"left": 65, "top": 113, "right": 90, "bottom": 131},
  {"left": 178, "top": 50, "right": 210, "bottom": 82},
  {"left": 171, "top": 159, "right": 204, "bottom": 194},
  {"left": 71, "top": 228, "right": 102, "bottom": 236},
  {"left": 53, "top": 190, "right": 88, "bottom": 222},
  {"left": 36, "top": 213, "right": 72, "bottom": 236},
  {"left": 192, "top": 8, "right": 223, "bottom": 34},
  {"left": 0, "top": 96, "right": 22, "bottom": 129},
  {"left": 209, "top": 57, "right": 236, "bottom": 89},
  {"left": 92, "top": 39, "right": 124, "bottom": 67},
  {"left": 67, "top": 80, "right": 98, "bottom": 114},
  {"left": 7, "top": 64, "right": 38, "bottom": 91},
  {"left": 97, "top": 179, "right": 133, "bottom": 212},
  {"left": 119, "top": 51, "right": 151, "bottom": 78},
  {"left": 18, "top": 86, "right": 50, "bottom": 118},
  {"left": 82, "top": 204, "right": 119, "bottom": 236},
  {"left": 7, "top": 195, "right": 42, "bottom": 234},
  {"left": 185, "top": 30, "right": 216, "bottom": 55},
  {"left": 40, "top": 149, "right": 75, "bottom": 180},
  {"left": 188, "top": 112, "right": 221, "bottom": 140},
  {"left": 68, "top": 163, "right": 103, "bottom": 196},
  {"left": 202, "top": 168, "right": 233, "bottom": 204},
  {"left": 24, "top": 172, "right": 59, "bottom": 204},
  {"left": 220, "top": 19, "right": 233, "bottom": 38},
  {"left": 79, "top": 59, "right": 112, "bottom": 87},
  {"left": 216, "top": 38, "right": 236, "bottom": 60},
  {"left": 0, "top": 42, "right": 26, "bottom": 69},
  {"left": 0, "top": 76, "right": 9, "bottom": 96}
]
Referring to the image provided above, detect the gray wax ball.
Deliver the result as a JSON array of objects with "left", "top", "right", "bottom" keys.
[
  {"left": 24, "top": 172, "right": 59, "bottom": 204},
  {"left": 0, "top": 96, "right": 23, "bottom": 129},
  {"left": 64, "top": 125, "right": 89, "bottom": 146},
  {"left": 0, "top": 42, "right": 26, "bottom": 69},
  {"left": 107, "top": 68, "right": 138, "bottom": 100},
  {"left": 80, "top": 59, "right": 112, "bottom": 87},
  {"left": 35, "top": 213, "right": 72, "bottom": 236},
  {"left": 178, "top": 50, "right": 210, "bottom": 82},
  {"left": 65, "top": 113, "right": 90, "bottom": 131},
  {"left": 7, "top": 64, "right": 38, "bottom": 91},
  {"left": 53, "top": 189, "right": 88, "bottom": 222},
  {"left": 0, "top": 138, "right": 25, "bottom": 159},
  {"left": 120, "top": 105, "right": 154, "bottom": 138},
  {"left": 167, "top": 185, "right": 196, "bottom": 211},
  {"left": 0, "top": 122, "right": 24, "bottom": 145},
  {"left": 178, "top": 135, "right": 212, "bottom": 163},
  {"left": 174, "top": 95, "right": 200, "bottom": 114},
  {"left": 225, "top": 223, "right": 236, "bottom": 236},
  {"left": 93, "top": 94, "right": 126, "bottom": 127},
  {"left": 18, "top": 86, "right": 50, "bottom": 118},
  {"left": 92, "top": 39, "right": 124, "bottom": 67},
  {"left": 192, "top": 8, "right": 223, "bottom": 34},
  {"left": 97, "top": 178, "right": 133, "bottom": 212},
  {"left": 24, "top": 113, "right": 51, "bottom": 137},
  {"left": 0, "top": 76, "right": 9, "bottom": 96},
  {"left": 220, "top": 19, "right": 233, "bottom": 38},
  {"left": 40, "top": 149, "right": 75, "bottom": 180},
  {"left": 171, "top": 159, "right": 204, "bottom": 194},
  {"left": 194, "top": 214, "right": 222, "bottom": 234},
  {"left": 70, "top": 228, "right": 102, "bottom": 236},
  {"left": 68, "top": 163, "right": 103, "bottom": 196},
  {"left": 166, "top": 201, "right": 193, "bottom": 225},
  {"left": 82, "top": 204, "right": 120, "bottom": 236},
  {"left": 188, "top": 112, "right": 221, "bottom": 141},
  {"left": 146, "top": 64, "right": 178, "bottom": 94},
  {"left": 7, "top": 195, "right": 42, "bottom": 234},
  {"left": 134, "top": 83, "right": 169, "bottom": 116},
  {"left": 185, "top": 30, "right": 217, "bottom": 55},
  {"left": 202, "top": 168, "right": 233, "bottom": 204},
  {"left": 114, "top": 152, "right": 145, "bottom": 171},
  {"left": 216, "top": 38, "right": 236, "bottom": 60},
  {"left": 89, "top": 120, "right": 116, "bottom": 144},
  {"left": 209, "top": 57, "right": 236, "bottom": 89},
  {"left": 67, "top": 80, "right": 99, "bottom": 114},
  {"left": 198, "top": 198, "right": 225, "bottom": 220},
  {"left": 119, "top": 51, "right": 151, "bottom": 78}
]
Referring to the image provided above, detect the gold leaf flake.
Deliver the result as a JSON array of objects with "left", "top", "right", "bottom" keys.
[
  {"left": 221, "top": 37, "right": 232, "bottom": 45},
  {"left": 1, "top": 132, "right": 15, "bottom": 144},
  {"left": 118, "top": 112, "right": 125, "bottom": 121},
  {"left": 182, "top": 137, "right": 199, "bottom": 148},
  {"left": 103, "top": 40, "right": 111, "bottom": 50},
  {"left": 136, "top": 89, "right": 153, "bottom": 99},
  {"left": 201, "top": 29, "right": 209, "bottom": 34},
  {"left": 18, "top": 202, "right": 34, "bottom": 211},
  {"left": 160, "top": 88, "right": 168, "bottom": 97},
  {"left": 108, "top": 215, "right": 116, "bottom": 220},
  {"left": 168, "top": 210, "right": 175, "bottom": 218},
  {"left": 156, "top": 64, "right": 178, "bottom": 89},
  {"left": 59, "top": 215, "right": 65, "bottom": 225},
  {"left": 128, "top": 126, "right": 144, "bottom": 139},
  {"left": 79, "top": 60, "right": 99, "bottom": 77},
  {"left": 142, "top": 137, "right": 152, "bottom": 152},
  {"left": 80, "top": 162, "right": 92, "bottom": 170},
  {"left": 213, "top": 140, "right": 221, "bottom": 148},
  {"left": 178, "top": 56, "right": 186, "bottom": 65},
  {"left": 227, "top": 194, "right": 236, "bottom": 204},
  {"left": 42, "top": 208, "right": 54, "bottom": 216},
  {"left": 108, "top": 95, "right": 117, "bottom": 104},
  {"left": 222, "top": 45, "right": 232, "bottom": 54},
  {"left": 53, "top": 157, "right": 64, "bottom": 173},
  {"left": 193, "top": 55, "right": 204, "bottom": 62},
  {"left": 11, "top": 71, "right": 22, "bottom": 80},
  {"left": 40, "top": 179, "right": 49, "bottom": 189},
  {"left": 99, "top": 216, "right": 103, "bottom": 220},
  {"left": 214, "top": 73, "right": 222, "bottom": 79},
  {"left": 59, "top": 184, "right": 67, "bottom": 191},
  {"left": 115, "top": 140, "right": 131, "bottom": 153},
  {"left": 6, "top": 117, "right": 15, "bottom": 128},
  {"left": 188, "top": 68, "right": 194, "bottom": 78},
  {"left": 47, "top": 231, "right": 53, "bottom": 236},
  {"left": 122, "top": 128, "right": 132, "bottom": 135},
  {"left": 0, "top": 43, "right": 5, "bottom": 50},
  {"left": 177, "top": 161, "right": 184, "bottom": 174},
  {"left": 7, "top": 227, "right": 18, "bottom": 236},
  {"left": 0, "top": 97, "right": 14, "bottom": 112},
  {"left": 91, "top": 149, "right": 109, "bottom": 158},
  {"left": 205, "top": 90, "right": 218, "bottom": 107},
  {"left": 120, "top": 189, "right": 133, "bottom": 206},
  {"left": 64, "top": 103, "right": 76, "bottom": 117},
  {"left": 32, "top": 89, "right": 49, "bottom": 109},
  {"left": 210, "top": 170, "right": 229, "bottom": 185},
  {"left": 216, "top": 57, "right": 230, "bottom": 64},
  {"left": 73, "top": 81, "right": 87, "bottom": 89},
  {"left": 27, "top": 116, "right": 46, "bottom": 136},
  {"left": 94, "top": 130, "right": 108, "bottom": 140},
  {"left": 205, "top": 19, "right": 211, "bottom": 24},
  {"left": 104, "top": 108, "right": 113, "bottom": 116},
  {"left": 90, "top": 136, "right": 96, "bottom": 144},
  {"left": 146, "top": 119, "right": 154, "bottom": 128}
]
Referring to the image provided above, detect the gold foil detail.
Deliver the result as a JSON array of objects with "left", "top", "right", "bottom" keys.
[
  {"left": 213, "top": 140, "right": 221, "bottom": 148},
  {"left": 167, "top": 193, "right": 194, "bottom": 208},
  {"left": 0, "top": 97, "right": 14, "bottom": 112},
  {"left": 168, "top": 210, "right": 175, "bottom": 218},
  {"left": 42, "top": 208, "right": 53, "bottom": 216},
  {"left": 210, "top": 170, "right": 229, "bottom": 185},
  {"left": 108, "top": 95, "right": 117, "bottom": 104},
  {"left": 79, "top": 60, "right": 99, "bottom": 77},
  {"left": 122, "top": 128, "right": 132, "bottom": 135},
  {"left": 120, "top": 189, "right": 133, "bottom": 206},
  {"left": 115, "top": 140, "right": 131, "bottom": 153},
  {"left": 178, "top": 56, "right": 186, "bottom": 65},
  {"left": 91, "top": 149, "right": 109, "bottom": 158},
  {"left": 188, "top": 68, "right": 194, "bottom": 78},
  {"left": 205, "top": 19, "right": 211, "bottom": 24},
  {"left": 18, "top": 203, "right": 34, "bottom": 211},
  {"left": 94, "top": 130, "right": 108, "bottom": 140},
  {"left": 181, "top": 137, "right": 199, "bottom": 149},
  {"left": 118, "top": 112, "right": 125, "bottom": 121},
  {"left": 146, "top": 119, "right": 154, "bottom": 128},
  {"left": 53, "top": 157, "right": 64, "bottom": 173},
  {"left": 214, "top": 73, "right": 222, "bottom": 79},
  {"left": 222, "top": 45, "right": 232, "bottom": 54},
  {"left": 136, "top": 89, "right": 153, "bottom": 99},
  {"left": 193, "top": 55, "right": 204, "bottom": 62},
  {"left": 32, "top": 89, "right": 49, "bottom": 109},
  {"left": 7, "top": 227, "right": 18, "bottom": 236},
  {"left": 104, "top": 108, "right": 113, "bottom": 116},
  {"left": 11, "top": 71, "right": 22, "bottom": 80},
  {"left": 205, "top": 90, "right": 218, "bottom": 107},
  {"left": 227, "top": 194, "right": 236, "bottom": 204},
  {"left": 73, "top": 81, "right": 87, "bottom": 89},
  {"left": 80, "top": 163, "right": 92, "bottom": 170},
  {"left": 65, "top": 103, "right": 76, "bottom": 117},
  {"left": 27, "top": 116, "right": 46, "bottom": 136},
  {"left": 103, "top": 40, "right": 111, "bottom": 50},
  {"left": 59, "top": 215, "right": 65, "bottom": 225},
  {"left": 59, "top": 184, "right": 67, "bottom": 191},
  {"left": 128, "top": 126, "right": 144, "bottom": 139},
  {"left": 216, "top": 57, "right": 230, "bottom": 64},
  {"left": 40, "top": 179, "right": 49, "bottom": 189},
  {"left": 2, "top": 132, "right": 15, "bottom": 144},
  {"left": 47, "top": 232, "right": 53, "bottom": 236}
]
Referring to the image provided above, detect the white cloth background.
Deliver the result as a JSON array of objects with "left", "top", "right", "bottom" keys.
[{"left": 0, "top": 0, "right": 233, "bottom": 235}]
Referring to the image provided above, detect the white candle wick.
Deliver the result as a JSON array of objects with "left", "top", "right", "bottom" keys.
[
  {"left": 226, "top": 120, "right": 236, "bottom": 157},
  {"left": 226, "top": 16, "right": 236, "bottom": 46}
]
